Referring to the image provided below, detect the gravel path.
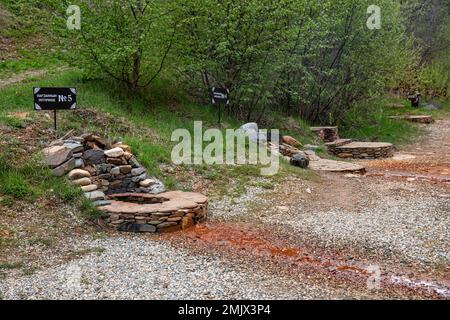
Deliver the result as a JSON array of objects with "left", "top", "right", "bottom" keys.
[
  {"left": 249, "top": 176, "right": 450, "bottom": 267},
  {"left": 0, "top": 236, "right": 356, "bottom": 300}
]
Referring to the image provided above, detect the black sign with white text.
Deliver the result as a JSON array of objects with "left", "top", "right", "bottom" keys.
[
  {"left": 211, "top": 87, "right": 230, "bottom": 105},
  {"left": 34, "top": 87, "right": 77, "bottom": 110}
]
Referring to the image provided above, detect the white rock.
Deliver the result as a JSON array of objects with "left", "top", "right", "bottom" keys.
[
  {"left": 81, "top": 184, "right": 98, "bottom": 192},
  {"left": 68, "top": 169, "right": 91, "bottom": 180},
  {"left": 104, "top": 147, "right": 124, "bottom": 158},
  {"left": 72, "top": 177, "right": 92, "bottom": 186},
  {"left": 139, "top": 179, "right": 156, "bottom": 187}
]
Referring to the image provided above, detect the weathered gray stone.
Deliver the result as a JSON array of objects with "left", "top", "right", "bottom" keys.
[
  {"left": 83, "top": 149, "right": 105, "bottom": 165},
  {"left": 84, "top": 191, "right": 106, "bottom": 201},
  {"left": 98, "top": 173, "right": 111, "bottom": 180},
  {"left": 74, "top": 158, "right": 84, "bottom": 168},
  {"left": 63, "top": 142, "right": 84, "bottom": 154},
  {"left": 157, "top": 222, "right": 178, "bottom": 229},
  {"left": 93, "top": 200, "right": 112, "bottom": 207},
  {"left": 138, "top": 224, "right": 156, "bottom": 233},
  {"left": 132, "top": 173, "right": 147, "bottom": 183},
  {"left": 120, "top": 165, "right": 132, "bottom": 174},
  {"left": 128, "top": 157, "right": 141, "bottom": 168},
  {"left": 290, "top": 153, "right": 309, "bottom": 168},
  {"left": 110, "top": 167, "right": 121, "bottom": 176},
  {"left": 148, "top": 181, "right": 166, "bottom": 194},
  {"left": 131, "top": 167, "right": 146, "bottom": 176},
  {"left": 95, "top": 163, "right": 113, "bottom": 174},
  {"left": 52, "top": 158, "right": 76, "bottom": 177}
]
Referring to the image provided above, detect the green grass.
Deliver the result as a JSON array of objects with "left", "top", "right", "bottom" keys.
[
  {"left": 78, "top": 198, "right": 103, "bottom": 221},
  {"left": 27, "top": 237, "right": 53, "bottom": 247},
  {"left": 0, "top": 261, "right": 24, "bottom": 270},
  {"left": 0, "top": 171, "right": 35, "bottom": 199},
  {"left": 0, "top": 115, "right": 25, "bottom": 128},
  {"left": 385, "top": 99, "right": 450, "bottom": 120},
  {"left": 340, "top": 98, "right": 426, "bottom": 145}
]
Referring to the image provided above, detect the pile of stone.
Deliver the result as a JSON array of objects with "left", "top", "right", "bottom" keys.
[
  {"left": 42, "top": 133, "right": 165, "bottom": 205},
  {"left": 240, "top": 122, "right": 311, "bottom": 168},
  {"left": 42, "top": 133, "right": 210, "bottom": 233},
  {"left": 310, "top": 126, "right": 339, "bottom": 142}
]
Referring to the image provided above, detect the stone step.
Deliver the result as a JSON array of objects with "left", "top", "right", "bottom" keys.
[
  {"left": 331, "top": 142, "right": 395, "bottom": 159},
  {"left": 388, "top": 115, "right": 434, "bottom": 124},
  {"left": 309, "top": 159, "right": 366, "bottom": 173}
]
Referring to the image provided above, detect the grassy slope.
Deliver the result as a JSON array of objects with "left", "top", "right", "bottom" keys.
[{"left": 0, "top": 68, "right": 314, "bottom": 181}]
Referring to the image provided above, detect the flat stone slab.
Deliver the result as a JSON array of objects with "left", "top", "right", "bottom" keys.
[
  {"left": 309, "top": 159, "right": 366, "bottom": 173},
  {"left": 335, "top": 142, "right": 393, "bottom": 149},
  {"left": 100, "top": 191, "right": 208, "bottom": 215},
  {"left": 388, "top": 115, "right": 434, "bottom": 124},
  {"left": 406, "top": 115, "right": 434, "bottom": 124},
  {"left": 325, "top": 139, "right": 352, "bottom": 148},
  {"left": 310, "top": 126, "right": 338, "bottom": 130}
]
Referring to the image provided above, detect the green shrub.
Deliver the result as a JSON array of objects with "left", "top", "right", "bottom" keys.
[{"left": 420, "top": 59, "right": 450, "bottom": 97}]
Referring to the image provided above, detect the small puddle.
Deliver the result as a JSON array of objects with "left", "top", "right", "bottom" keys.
[{"left": 166, "top": 223, "right": 450, "bottom": 298}]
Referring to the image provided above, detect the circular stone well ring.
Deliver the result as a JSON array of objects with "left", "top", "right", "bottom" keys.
[{"left": 99, "top": 191, "right": 208, "bottom": 233}]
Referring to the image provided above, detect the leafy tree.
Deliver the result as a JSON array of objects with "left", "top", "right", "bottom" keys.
[
  {"left": 175, "top": 0, "right": 413, "bottom": 125},
  {"left": 71, "top": 0, "right": 177, "bottom": 90}
]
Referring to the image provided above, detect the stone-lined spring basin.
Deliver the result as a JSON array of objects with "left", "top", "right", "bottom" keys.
[{"left": 99, "top": 191, "right": 208, "bottom": 233}]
